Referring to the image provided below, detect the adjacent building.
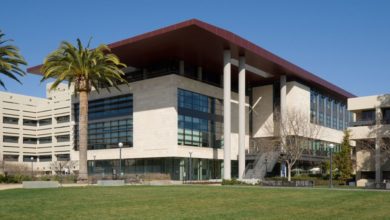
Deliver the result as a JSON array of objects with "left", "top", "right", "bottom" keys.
[
  {"left": 348, "top": 94, "right": 390, "bottom": 187},
  {"left": 1, "top": 19, "right": 357, "bottom": 180}
]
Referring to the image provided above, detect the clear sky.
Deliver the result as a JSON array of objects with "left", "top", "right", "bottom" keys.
[{"left": 1, "top": 0, "right": 389, "bottom": 97}]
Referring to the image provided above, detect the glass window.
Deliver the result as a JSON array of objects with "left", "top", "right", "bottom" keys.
[
  {"left": 177, "top": 89, "right": 223, "bottom": 148},
  {"left": 3, "top": 116, "right": 18, "bottom": 125},
  {"left": 39, "top": 118, "right": 52, "bottom": 126},
  {"left": 3, "top": 135, "right": 18, "bottom": 143},
  {"left": 74, "top": 94, "right": 133, "bottom": 121},
  {"left": 39, "top": 136, "right": 52, "bottom": 144},
  {"left": 56, "top": 115, "right": 70, "bottom": 123},
  {"left": 23, "top": 119, "right": 37, "bottom": 126},
  {"left": 56, "top": 134, "right": 70, "bottom": 142}
]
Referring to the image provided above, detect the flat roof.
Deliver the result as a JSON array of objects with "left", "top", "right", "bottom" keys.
[{"left": 28, "top": 19, "right": 354, "bottom": 99}]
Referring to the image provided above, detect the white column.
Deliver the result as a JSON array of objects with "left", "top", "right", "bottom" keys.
[
  {"left": 280, "top": 75, "right": 287, "bottom": 177},
  {"left": 179, "top": 60, "right": 185, "bottom": 75},
  {"left": 375, "top": 107, "right": 382, "bottom": 187},
  {"left": 280, "top": 75, "right": 287, "bottom": 125},
  {"left": 223, "top": 50, "right": 231, "bottom": 180},
  {"left": 238, "top": 56, "right": 246, "bottom": 179}
]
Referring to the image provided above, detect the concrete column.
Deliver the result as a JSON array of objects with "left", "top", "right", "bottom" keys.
[
  {"left": 223, "top": 50, "right": 231, "bottom": 180},
  {"left": 179, "top": 60, "right": 185, "bottom": 75},
  {"left": 197, "top": 66, "right": 203, "bottom": 81},
  {"left": 280, "top": 75, "right": 287, "bottom": 148},
  {"left": 238, "top": 56, "right": 246, "bottom": 179},
  {"left": 375, "top": 107, "right": 382, "bottom": 187}
]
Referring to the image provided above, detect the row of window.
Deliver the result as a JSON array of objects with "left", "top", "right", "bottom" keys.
[
  {"left": 2, "top": 135, "right": 70, "bottom": 144},
  {"left": 178, "top": 89, "right": 223, "bottom": 148},
  {"left": 74, "top": 94, "right": 132, "bottom": 121},
  {"left": 178, "top": 89, "right": 223, "bottom": 115},
  {"left": 74, "top": 118, "right": 133, "bottom": 150},
  {"left": 3, "top": 154, "right": 70, "bottom": 162},
  {"left": 2, "top": 115, "right": 70, "bottom": 126},
  {"left": 310, "top": 90, "right": 351, "bottom": 130}
]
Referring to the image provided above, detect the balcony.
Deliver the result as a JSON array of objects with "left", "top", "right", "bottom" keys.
[{"left": 349, "top": 120, "right": 376, "bottom": 127}]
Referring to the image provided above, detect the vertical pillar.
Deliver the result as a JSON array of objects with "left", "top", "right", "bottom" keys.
[
  {"left": 375, "top": 107, "right": 382, "bottom": 187},
  {"left": 238, "top": 56, "right": 246, "bottom": 179},
  {"left": 280, "top": 75, "right": 287, "bottom": 126},
  {"left": 223, "top": 50, "right": 231, "bottom": 180},
  {"left": 179, "top": 60, "right": 185, "bottom": 75},
  {"left": 280, "top": 75, "right": 287, "bottom": 178},
  {"left": 197, "top": 66, "right": 203, "bottom": 81}
]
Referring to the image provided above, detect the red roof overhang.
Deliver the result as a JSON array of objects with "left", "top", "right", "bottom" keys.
[{"left": 27, "top": 19, "right": 354, "bottom": 99}]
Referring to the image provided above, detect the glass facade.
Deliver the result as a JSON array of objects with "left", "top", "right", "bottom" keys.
[
  {"left": 74, "top": 94, "right": 133, "bottom": 121},
  {"left": 87, "top": 157, "right": 223, "bottom": 181},
  {"left": 310, "top": 89, "right": 350, "bottom": 130},
  {"left": 310, "top": 140, "right": 341, "bottom": 156},
  {"left": 74, "top": 94, "right": 133, "bottom": 150},
  {"left": 177, "top": 89, "right": 223, "bottom": 148}
]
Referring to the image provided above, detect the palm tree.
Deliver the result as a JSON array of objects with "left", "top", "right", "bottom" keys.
[
  {"left": 0, "top": 31, "right": 27, "bottom": 89},
  {"left": 41, "top": 39, "right": 126, "bottom": 181}
]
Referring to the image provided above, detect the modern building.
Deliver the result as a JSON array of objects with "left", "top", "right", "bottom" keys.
[
  {"left": 0, "top": 83, "right": 73, "bottom": 173},
  {"left": 348, "top": 94, "right": 390, "bottom": 187},
  {"left": 2, "top": 19, "right": 355, "bottom": 180}
]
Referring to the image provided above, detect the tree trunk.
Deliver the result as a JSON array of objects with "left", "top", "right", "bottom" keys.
[
  {"left": 78, "top": 91, "right": 88, "bottom": 181},
  {"left": 287, "top": 163, "right": 292, "bottom": 182}
]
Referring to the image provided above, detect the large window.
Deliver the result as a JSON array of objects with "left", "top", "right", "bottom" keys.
[
  {"left": 39, "top": 118, "right": 52, "bottom": 126},
  {"left": 39, "top": 136, "right": 52, "bottom": 144},
  {"left": 3, "top": 136, "right": 18, "bottom": 143},
  {"left": 56, "top": 134, "right": 70, "bottom": 142},
  {"left": 3, "top": 116, "right": 18, "bottom": 125},
  {"left": 56, "top": 115, "right": 70, "bottom": 123},
  {"left": 23, "top": 137, "right": 37, "bottom": 144},
  {"left": 74, "top": 94, "right": 133, "bottom": 150},
  {"left": 310, "top": 89, "right": 349, "bottom": 131},
  {"left": 178, "top": 89, "right": 223, "bottom": 148},
  {"left": 74, "top": 94, "right": 133, "bottom": 121},
  {"left": 75, "top": 118, "right": 133, "bottom": 150},
  {"left": 23, "top": 119, "right": 37, "bottom": 126}
]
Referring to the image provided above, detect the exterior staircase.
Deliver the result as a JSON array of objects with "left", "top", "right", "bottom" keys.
[{"left": 244, "top": 138, "right": 280, "bottom": 180}]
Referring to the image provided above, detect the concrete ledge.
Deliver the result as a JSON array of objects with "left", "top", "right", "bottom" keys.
[
  {"left": 97, "top": 180, "right": 125, "bottom": 186},
  {"left": 23, "top": 181, "right": 59, "bottom": 189}
]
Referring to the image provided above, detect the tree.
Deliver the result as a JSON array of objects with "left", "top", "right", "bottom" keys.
[
  {"left": 41, "top": 39, "right": 126, "bottom": 181},
  {"left": 50, "top": 160, "right": 78, "bottom": 184},
  {"left": 0, "top": 31, "right": 26, "bottom": 88},
  {"left": 266, "top": 109, "right": 322, "bottom": 181},
  {"left": 334, "top": 130, "right": 353, "bottom": 183}
]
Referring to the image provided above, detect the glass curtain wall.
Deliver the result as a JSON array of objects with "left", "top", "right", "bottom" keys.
[
  {"left": 310, "top": 89, "right": 351, "bottom": 131},
  {"left": 177, "top": 89, "right": 223, "bottom": 148}
]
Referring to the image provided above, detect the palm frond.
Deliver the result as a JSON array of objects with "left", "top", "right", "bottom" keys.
[
  {"left": 41, "top": 38, "right": 127, "bottom": 93},
  {"left": 0, "top": 30, "right": 27, "bottom": 89}
]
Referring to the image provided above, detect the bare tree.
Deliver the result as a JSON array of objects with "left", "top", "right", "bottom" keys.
[
  {"left": 263, "top": 108, "right": 322, "bottom": 181},
  {"left": 50, "top": 160, "right": 78, "bottom": 184}
]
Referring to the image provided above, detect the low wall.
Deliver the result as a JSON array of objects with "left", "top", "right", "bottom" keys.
[
  {"left": 97, "top": 180, "right": 125, "bottom": 186},
  {"left": 23, "top": 181, "right": 59, "bottom": 189}
]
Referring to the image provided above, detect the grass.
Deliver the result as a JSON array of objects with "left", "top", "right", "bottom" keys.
[{"left": 0, "top": 185, "right": 389, "bottom": 220}]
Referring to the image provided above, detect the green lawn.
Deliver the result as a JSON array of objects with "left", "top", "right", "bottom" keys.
[{"left": 0, "top": 185, "right": 389, "bottom": 220}]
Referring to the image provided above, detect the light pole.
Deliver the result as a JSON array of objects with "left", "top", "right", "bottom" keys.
[
  {"left": 329, "top": 143, "right": 334, "bottom": 188},
  {"left": 118, "top": 142, "right": 123, "bottom": 177},
  {"left": 189, "top": 152, "right": 192, "bottom": 181},
  {"left": 93, "top": 155, "right": 96, "bottom": 175},
  {"left": 30, "top": 156, "right": 34, "bottom": 180}
]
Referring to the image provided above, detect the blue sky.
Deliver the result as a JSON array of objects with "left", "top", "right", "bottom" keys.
[{"left": 1, "top": 0, "right": 389, "bottom": 97}]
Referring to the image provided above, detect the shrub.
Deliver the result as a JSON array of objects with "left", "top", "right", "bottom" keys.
[{"left": 222, "top": 179, "right": 247, "bottom": 185}]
